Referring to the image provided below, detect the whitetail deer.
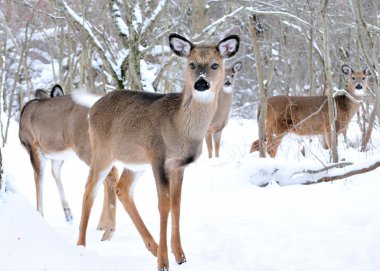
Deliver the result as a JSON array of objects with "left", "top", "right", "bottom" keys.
[
  {"left": 76, "top": 33, "right": 239, "bottom": 270},
  {"left": 250, "top": 65, "right": 371, "bottom": 158},
  {"left": 206, "top": 61, "right": 242, "bottom": 158},
  {"left": 19, "top": 85, "right": 117, "bottom": 241}
]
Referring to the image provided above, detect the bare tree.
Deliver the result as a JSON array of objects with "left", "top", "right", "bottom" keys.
[
  {"left": 249, "top": 15, "right": 267, "bottom": 158},
  {"left": 321, "top": 0, "right": 338, "bottom": 163},
  {"left": 349, "top": 0, "right": 380, "bottom": 151}
]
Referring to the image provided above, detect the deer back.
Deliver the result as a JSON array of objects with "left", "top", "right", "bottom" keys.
[{"left": 19, "top": 94, "right": 92, "bottom": 164}]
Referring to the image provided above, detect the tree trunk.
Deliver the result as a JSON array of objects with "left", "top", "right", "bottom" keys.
[
  {"left": 321, "top": 0, "right": 339, "bottom": 163},
  {"left": 0, "top": 148, "right": 5, "bottom": 194},
  {"left": 191, "top": 0, "right": 209, "bottom": 35},
  {"left": 249, "top": 16, "right": 267, "bottom": 158},
  {"left": 0, "top": 148, "right": 3, "bottom": 193}
]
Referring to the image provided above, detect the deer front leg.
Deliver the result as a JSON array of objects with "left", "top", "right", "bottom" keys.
[
  {"left": 115, "top": 169, "right": 158, "bottom": 256},
  {"left": 170, "top": 168, "right": 186, "bottom": 265},
  {"left": 205, "top": 132, "right": 213, "bottom": 158},
  {"left": 213, "top": 130, "right": 223, "bottom": 158},
  {"left": 97, "top": 166, "right": 118, "bottom": 241},
  {"left": 153, "top": 164, "right": 171, "bottom": 271}
]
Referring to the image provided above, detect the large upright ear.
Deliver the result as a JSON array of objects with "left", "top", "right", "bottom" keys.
[
  {"left": 342, "top": 64, "right": 352, "bottom": 75},
  {"left": 233, "top": 61, "right": 242, "bottom": 73},
  {"left": 217, "top": 35, "right": 240, "bottom": 58},
  {"left": 169, "top": 33, "right": 193, "bottom": 58},
  {"left": 364, "top": 67, "right": 371, "bottom": 76},
  {"left": 51, "top": 84, "right": 64, "bottom": 97}
]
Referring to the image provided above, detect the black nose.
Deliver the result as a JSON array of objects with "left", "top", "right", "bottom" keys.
[
  {"left": 194, "top": 78, "right": 210, "bottom": 92},
  {"left": 356, "top": 84, "right": 363, "bottom": 90},
  {"left": 225, "top": 81, "right": 232, "bottom": 87}
]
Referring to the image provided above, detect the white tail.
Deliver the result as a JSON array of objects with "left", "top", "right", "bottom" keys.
[
  {"left": 250, "top": 65, "right": 371, "bottom": 157},
  {"left": 19, "top": 85, "right": 118, "bottom": 240},
  {"left": 76, "top": 33, "right": 240, "bottom": 271}
]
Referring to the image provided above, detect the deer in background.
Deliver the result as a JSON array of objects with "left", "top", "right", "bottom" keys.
[
  {"left": 206, "top": 61, "right": 242, "bottom": 158},
  {"left": 19, "top": 85, "right": 117, "bottom": 241},
  {"left": 76, "top": 33, "right": 239, "bottom": 271},
  {"left": 250, "top": 65, "right": 371, "bottom": 158}
]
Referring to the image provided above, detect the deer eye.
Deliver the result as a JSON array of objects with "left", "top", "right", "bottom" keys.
[
  {"left": 231, "top": 74, "right": 235, "bottom": 77},
  {"left": 352, "top": 76, "right": 356, "bottom": 80},
  {"left": 362, "top": 77, "right": 365, "bottom": 80},
  {"left": 211, "top": 63, "right": 219, "bottom": 70},
  {"left": 189, "top": 63, "right": 196, "bottom": 70}
]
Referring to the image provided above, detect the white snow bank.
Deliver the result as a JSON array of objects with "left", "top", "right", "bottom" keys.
[{"left": 0, "top": 192, "right": 107, "bottom": 271}]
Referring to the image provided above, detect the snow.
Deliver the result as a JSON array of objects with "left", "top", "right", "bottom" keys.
[
  {"left": 2, "top": 114, "right": 380, "bottom": 270},
  {"left": 111, "top": 1, "right": 130, "bottom": 38}
]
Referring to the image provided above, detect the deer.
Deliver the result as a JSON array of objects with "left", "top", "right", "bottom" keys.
[
  {"left": 76, "top": 33, "right": 239, "bottom": 271},
  {"left": 19, "top": 84, "right": 118, "bottom": 241},
  {"left": 206, "top": 61, "right": 242, "bottom": 158},
  {"left": 250, "top": 65, "right": 371, "bottom": 158}
]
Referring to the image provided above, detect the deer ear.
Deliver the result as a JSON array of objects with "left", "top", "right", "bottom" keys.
[
  {"left": 35, "top": 89, "right": 50, "bottom": 99},
  {"left": 342, "top": 65, "right": 352, "bottom": 75},
  {"left": 51, "top": 84, "right": 64, "bottom": 97},
  {"left": 233, "top": 61, "right": 242, "bottom": 73},
  {"left": 364, "top": 67, "right": 371, "bottom": 76},
  {"left": 217, "top": 35, "right": 240, "bottom": 58},
  {"left": 169, "top": 33, "right": 193, "bottom": 58}
]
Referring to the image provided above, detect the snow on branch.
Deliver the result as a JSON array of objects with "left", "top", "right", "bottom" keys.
[
  {"left": 61, "top": 1, "right": 104, "bottom": 52},
  {"left": 58, "top": 0, "right": 121, "bottom": 81},
  {"left": 246, "top": 8, "right": 316, "bottom": 30},
  {"left": 192, "top": 7, "right": 245, "bottom": 41},
  {"left": 110, "top": 0, "right": 130, "bottom": 39},
  {"left": 245, "top": 155, "right": 380, "bottom": 187},
  {"left": 132, "top": 3, "right": 142, "bottom": 33},
  {"left": 141, "top": 0, "right": 167, "bottom": 36}
]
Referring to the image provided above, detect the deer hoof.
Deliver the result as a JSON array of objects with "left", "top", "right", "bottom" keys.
[
  {"left": 100, "top": 228, "right": 114, "bottom": 241},
  {"left": 64, "top": 208, "right": 73, "bottom": 223},
  {"left": 177, "top": 256, "right": 187, "bottom": 265}
]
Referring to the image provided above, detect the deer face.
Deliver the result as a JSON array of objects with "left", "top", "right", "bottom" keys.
[
  {"left": 169, "top": 34, "right": 240, "bottom": 103},
  {"left": 342, "top": 65, "right": 371, "bottom": 97},
  {"left": 224, "top": 61, "right": 242, "bottom": 93}
]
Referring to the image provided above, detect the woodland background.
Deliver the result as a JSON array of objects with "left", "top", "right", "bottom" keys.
[{"left": 0, "top": 0, "right": 380, "bottom": 186}]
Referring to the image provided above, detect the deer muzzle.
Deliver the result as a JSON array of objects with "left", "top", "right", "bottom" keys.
[{"left": 194, "top": 78, "right": 210, "bottom": 92}]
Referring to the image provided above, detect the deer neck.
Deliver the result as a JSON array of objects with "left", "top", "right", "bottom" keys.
[{"left": 336, "top": 90, "right": 361, "bottom": 119}]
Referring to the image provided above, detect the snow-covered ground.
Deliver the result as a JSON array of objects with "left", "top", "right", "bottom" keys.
[{"left": 2, "top": 116, "right": 380, "bottom": 271}]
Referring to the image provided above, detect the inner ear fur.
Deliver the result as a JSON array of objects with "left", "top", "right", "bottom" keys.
[{"left": 217, "top": 35, "right": 240, "bottom": 59}]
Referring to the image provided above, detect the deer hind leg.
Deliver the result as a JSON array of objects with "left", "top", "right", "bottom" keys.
[
  {"left": 213, "top": 130, "right": 223, "bottom": 158},
  {"left": 51, "top": 160, "right": 73, "bottom": 222},
  {"left": 28, "top": 146, "right": 46, "bottom": 216},
  {"left": 152, "top": 163, "right": 171, "bottom": 271},
  {"left": 97, "top": 166, "right": 118, "bottom": 241},
  {"left": 77, "top": 160, "right": 113, "bottom": 246},
  {"left": 115, "top": 169, "right": 158, "bottom": 256},
  {"left": 250, "top": 139, "right": 260, "bottom": 153},
  {"left": 170, "top": 168, "right": 186, "bottom": 265},
  {"left": 205, "top": 132, "right": 213, "bottom": 158}
]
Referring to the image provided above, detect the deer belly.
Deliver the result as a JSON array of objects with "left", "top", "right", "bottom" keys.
[
  {"left": 115, "top": 160, "right": 151, "bottom": 172},
  {"left": 44, "top": 149, "right": 78, "bottom": 160}
]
